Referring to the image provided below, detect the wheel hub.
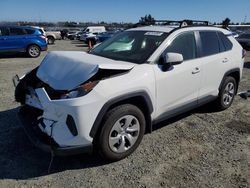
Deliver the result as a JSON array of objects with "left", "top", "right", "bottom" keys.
[
  {"left": 108, "top": 115, "right": 140, "bottom": 153},
  {"left": 223, "top": 82, "right": 235, "bottom": 105}
]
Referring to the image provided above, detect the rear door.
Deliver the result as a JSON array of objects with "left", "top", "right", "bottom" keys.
[
  {"left": 7, "top": 27, "right": 27, "bottom": 51},
  {"left": 0, "top": 27, "right": 10, "bottom": 51},
  {"left": 197, "top": 31, "right": 233, "bottom": 101}
]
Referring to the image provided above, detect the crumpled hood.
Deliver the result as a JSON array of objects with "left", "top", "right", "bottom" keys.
[{"left": 37, "top": 51, "right": 135, "bottom": 90}]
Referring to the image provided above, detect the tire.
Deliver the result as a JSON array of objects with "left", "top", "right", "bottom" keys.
[
  {"left": 47, "top": 36, "right": 55, "bottom": 44},
  {"left": 215, "top": 76, "right": 237, "bottom": 110},
  {"left": 27, "top": 44, "right": 41, "bottom": 58},
  {"left": 98, "top": 104, "right": 146, "bottom": 161}
]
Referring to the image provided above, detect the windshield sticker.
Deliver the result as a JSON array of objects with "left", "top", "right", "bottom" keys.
[{"left": 144, "top": 32, "right": 163, "bottom": 36}]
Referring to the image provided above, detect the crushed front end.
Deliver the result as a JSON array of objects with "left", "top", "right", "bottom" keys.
[{"left": 14, "top": 68, "right": 95, "bottom": 155}]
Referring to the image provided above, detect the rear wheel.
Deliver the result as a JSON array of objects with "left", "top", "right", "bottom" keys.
[
  {"left": 47, "top": 36, "right": 55, "bottom": 44},
  {"left": 215, "top": 76, "right": 237, "bottom": 110},
  {"left": 98, "top": 104, "right": 146, "bottom": 161},
  {"left": 27, "top": 44, "right": 41, "bottom": 58}
]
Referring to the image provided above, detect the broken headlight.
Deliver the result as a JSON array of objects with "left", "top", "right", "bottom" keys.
[{"left": 61, "top": 81, "right": 99, "bottom": 99}]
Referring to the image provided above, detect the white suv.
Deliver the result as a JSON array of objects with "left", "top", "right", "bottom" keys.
[{"left": 14, "top": 21, "right": 245, "bottom": 161}]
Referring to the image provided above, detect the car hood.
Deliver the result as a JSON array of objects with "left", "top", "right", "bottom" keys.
[{"left": 37, "top": 51, "right": 135, "bottom": 90}]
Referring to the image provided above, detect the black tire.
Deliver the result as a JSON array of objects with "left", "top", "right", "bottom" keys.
[
  {"left": 27, "top": 44, "right": 41, "bottom": 58},
  {"left": 215, "top": 76, "right": 237, "bottom": 110},
  {"left": 47, "top": 36, "right": 55, "bottom": 44},
  {"left": 98, "top": 104, "right": 146, "bottom": 161}
]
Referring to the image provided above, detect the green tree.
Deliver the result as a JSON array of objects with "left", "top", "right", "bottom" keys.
[{"left": 139, "top": 14, "right": 155, "bottom": 25}]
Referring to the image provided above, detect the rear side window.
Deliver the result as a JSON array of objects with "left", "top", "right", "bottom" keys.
[
  {"left": 9, "top": 27, "right": 26, "bottom": 35},
  {"left": 165, "top": 32, "right": 197, "bottom": 61},
  {"left": 25, "top": 29, "right": 35, "bottom": 34},
  {"left": 0, "top": 27, "right": 9, "bottom": 36},
  {"left": 200, "top": 31, "right": 220, "bottom": 56},
  {"left": 39, "top": 29, "right": 44, "bottom": 35},
  {"left": 217, "top": 32, "right": 233, "bottom": 51}
]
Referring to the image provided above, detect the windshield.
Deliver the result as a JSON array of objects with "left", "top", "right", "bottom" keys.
[{"left": 90, "top": 31, "right": 168, "bottom": 64}]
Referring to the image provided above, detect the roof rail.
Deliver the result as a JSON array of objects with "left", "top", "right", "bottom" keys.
[{"left": 154, "top": 19, "right": 210, "bottom": 27}]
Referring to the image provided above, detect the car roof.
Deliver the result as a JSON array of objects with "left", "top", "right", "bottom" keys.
[
  {"left": 0, "top": 25, "right": 38, "bottom": 30},
  {"left": 128, "top": 25, "right": 232, "bottom": 35},
  {"left": 128, "top": 26, "right": 178, "bottom": 33}
]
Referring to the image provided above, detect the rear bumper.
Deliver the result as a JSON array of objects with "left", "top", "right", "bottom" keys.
[
  {"left": 41, "top": 45, "right": 48, "bottom": 51},
  {"left": 18, "top": 105, "right": 93, "bottom": 156}
]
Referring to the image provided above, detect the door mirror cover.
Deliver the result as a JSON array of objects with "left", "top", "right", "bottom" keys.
[{"left": 164, "top": 52, "right": 183, "bottom": 65}]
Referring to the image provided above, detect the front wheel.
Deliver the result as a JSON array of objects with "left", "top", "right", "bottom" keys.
[
  {"left": 215, "top": 76, "right": 237, "bottom": 110},
  {"left": 27, "top": 44, "right": 41, "bottom": 58},
  {"left": 98, "top": 104, "right": 146, "bottom": 161}
]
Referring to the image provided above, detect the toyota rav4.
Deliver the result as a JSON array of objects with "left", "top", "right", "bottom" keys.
[{"left": 14, "top": 21, "right": 245, "bottom": 161}]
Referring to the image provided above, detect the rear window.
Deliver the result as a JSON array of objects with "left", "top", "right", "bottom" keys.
[
  {"left": 25, "top": 29, "right": 35, "bottom": 34},
  {"left": 0, "top": 27, "right": 9, "bottom": 36},
  {"left": 9, "top": 27, "right": 26, "bottom": 35},
  {"left": 200, "top": 31, "right": 220, "bottom": 56},
  {"left": 217, "top": 32, "right": 233, "bottom": 51},
  {"left": 39, "top": 29, "right": 45, "bottom": 35}
]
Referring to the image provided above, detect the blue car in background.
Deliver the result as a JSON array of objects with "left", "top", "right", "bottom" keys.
[
  {"left": 0, "top": 26, "right": 47, "bottom": 57},
  {"left": 97, "top": 30, "right": 122, "bottom": 43}
]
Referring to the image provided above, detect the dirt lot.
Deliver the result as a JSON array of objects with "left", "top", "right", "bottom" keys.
[{"left": 0, "top": 40, "right": 249, "bottom": 188}]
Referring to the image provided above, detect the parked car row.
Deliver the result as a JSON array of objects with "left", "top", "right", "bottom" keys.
[{"left": 0, "top": 25, "right": 122, "bottom": 58}]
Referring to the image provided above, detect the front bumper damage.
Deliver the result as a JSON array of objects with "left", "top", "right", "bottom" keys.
[
  {"left": 14, "top": 74, "right": 99, "bottom": 156},
  {"left": 18, "top": 105, "right": 92, "bottom": 156}
]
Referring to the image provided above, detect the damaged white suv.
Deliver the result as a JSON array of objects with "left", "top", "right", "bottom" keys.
[{"left": 14, "top": 21, "right": 245, "bottom": 161}]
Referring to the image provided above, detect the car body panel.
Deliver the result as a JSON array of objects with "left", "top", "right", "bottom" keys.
[{"left": 37, "top": 51, "right": 136, "bottom": 90}]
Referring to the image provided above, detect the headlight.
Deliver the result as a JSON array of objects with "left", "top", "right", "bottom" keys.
[{"left": 61, "top": 81, "right": 99, "bottom": 99}]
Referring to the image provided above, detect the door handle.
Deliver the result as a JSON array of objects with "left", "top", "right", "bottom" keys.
[
  {"left": 192, "top": 67, "right": 200, "bottom": 74},
  {"left": 222, "top": 58, "right": 229, "bottom": 63}
]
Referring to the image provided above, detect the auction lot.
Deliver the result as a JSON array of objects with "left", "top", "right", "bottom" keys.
[{"left": 0, "top": 40, "right": 249, "bottom": 187}]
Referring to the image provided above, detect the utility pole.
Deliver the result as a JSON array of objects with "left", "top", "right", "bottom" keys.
[{"left": 243, "top": 15, "right": 247, "bottom": 24}]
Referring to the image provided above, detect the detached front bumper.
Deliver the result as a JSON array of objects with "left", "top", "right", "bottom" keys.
[{"left": 18, "top": 105, "right": 92, "bottom": 156}]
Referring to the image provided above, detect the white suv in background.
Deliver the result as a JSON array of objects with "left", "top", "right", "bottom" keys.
[{"left": 14, "top": 20, "right": 245, "bottom": 161}]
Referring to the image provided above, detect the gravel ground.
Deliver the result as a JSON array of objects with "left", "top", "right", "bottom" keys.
[{"left": 0, "top": 40, "right": 249, "bottom": 188}]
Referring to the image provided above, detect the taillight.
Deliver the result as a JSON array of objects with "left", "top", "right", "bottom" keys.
[
  {"left": 242, "top": 49, "right": 247, "bottom": 59},
  {"left": 39, "top": 35, "right": 46, "bottom": 40}
]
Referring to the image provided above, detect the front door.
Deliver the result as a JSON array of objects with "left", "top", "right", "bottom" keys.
[{"left": 154, "top": 31, "right": 202, "bottom": 120}]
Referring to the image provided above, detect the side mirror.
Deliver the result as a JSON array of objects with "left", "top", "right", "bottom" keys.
[
  {"left": 161, "top": 52, "right": 183, "bottom": 71},
  {"left": 165, "top": 52, "right": 183, "bottom": 64}
]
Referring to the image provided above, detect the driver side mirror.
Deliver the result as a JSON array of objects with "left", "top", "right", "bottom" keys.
[{"left": 161, "top": 52, "right": 183, "bottom": 71}]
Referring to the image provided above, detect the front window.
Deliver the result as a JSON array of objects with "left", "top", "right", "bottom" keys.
[
  {"left": 165, "top": 32, "right": 197, "bottom": 61},
  {"left": 90, "top": 31, "right": 168, "bottom": 64}
]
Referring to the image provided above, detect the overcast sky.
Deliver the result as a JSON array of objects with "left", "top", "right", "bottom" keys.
[{"left": 1, "top": 0, "right": 249, "bottom": 23}]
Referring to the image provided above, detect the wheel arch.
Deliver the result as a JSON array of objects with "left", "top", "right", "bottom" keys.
[
  {"left": 219, "top": 68, "right": 240, "bottom": 93},
  {"left": 89, "top": 91, "right": 154, "bottom": 139},
  {"left": 46, "top": 35, "right": 55, "bottom": 39},
  {"left": 26, "top": 43, "right": 41, "bottom": 51}
]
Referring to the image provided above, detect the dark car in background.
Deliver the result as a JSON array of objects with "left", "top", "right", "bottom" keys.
[
  {"left": 0, "top": 26, "right": 47, "bottom": 57},
  {"left": 236, "top": 32, "right": 250, "bottom": 50}
]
